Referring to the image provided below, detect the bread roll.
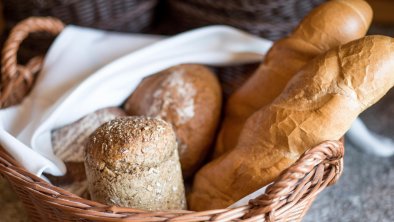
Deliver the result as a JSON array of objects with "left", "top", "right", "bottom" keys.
[
  {"left": 124, "top": 64, "right": 222, "bottom": 178},
  {"left": 48, "top": 107, "right": 126, "bottom": 196},
  {"left": 214, "top": 0, "right": 373, "bottom": 156},
  {"left": 85, "top": 116, "right": 186, "bottom": 210},
  {"left": 190, "top": 35, "right": 394, "bottom": 210}
]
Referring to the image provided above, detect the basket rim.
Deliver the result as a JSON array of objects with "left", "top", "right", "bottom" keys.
[{"left": 0, "top": 139, "right": 344, "bottom": 221}]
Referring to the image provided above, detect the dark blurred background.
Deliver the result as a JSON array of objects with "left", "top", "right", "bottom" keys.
[{"left": 0, "top": 1, "right": 393, "bottom": 221}]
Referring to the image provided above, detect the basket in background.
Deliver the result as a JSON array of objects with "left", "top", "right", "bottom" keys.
[
  {"left": 164, "top": 0, "right": 325, "bottom": 40},
  {"left": 2, "top": 0, "right": 159, "bottom": 33},
  {"left": 1, "top": 0, "right": 159, "bottom": 64},
  {"left": 1, "top": 0, "right": 327, "bottom": 97},
  {"left": 156, "top": 0, "right": 325, "bottom": 95}
]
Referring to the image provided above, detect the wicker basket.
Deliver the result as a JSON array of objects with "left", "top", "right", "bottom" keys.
[
  {"left": 2, "top": 0, "right": 158, "bottom": 33},
  {"left": 163, "top": 0, "right": 325, "bottom": 40},
  {"left": 1, "top": 0, "right": 327, "bottom": 99},
  {"left": 2, "top": 0, "right": 160, "bottom": 73},
  {"left": 0, "top": 17, "right": 344, "bottom": 222}
]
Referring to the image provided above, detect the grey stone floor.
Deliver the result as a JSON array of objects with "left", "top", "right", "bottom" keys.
[
  {"left": 305, "top": 89, "right": 394, "bottom": 222},
  {"left": 305, "top": 142, "right": 394, "bottom": 222}
]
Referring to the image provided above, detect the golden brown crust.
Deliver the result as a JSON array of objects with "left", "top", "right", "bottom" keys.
[
  {"left": 124, "top": 64, "right": 222, "bottom": 178},
  {"left": 190, "top": 36, "right": 394, "bottom": 210},
  {"left": 214, "top": 0, "right": 373, "bottom": 156}
]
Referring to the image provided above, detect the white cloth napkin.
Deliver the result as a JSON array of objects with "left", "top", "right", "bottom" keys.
[{"left": 0, "top": 25, "right": 272, "bottom": 177}]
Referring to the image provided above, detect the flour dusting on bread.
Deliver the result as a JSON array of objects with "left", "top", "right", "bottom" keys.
[{"left": 148, "top": 69, "right": 196, "bottom": 126}]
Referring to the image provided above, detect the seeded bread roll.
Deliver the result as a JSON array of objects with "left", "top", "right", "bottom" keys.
[
  {"left": 124, "top": 64, "right": 222, "bottom": 178},
  {"left": 85, "top": 116, "right": 186, "bottom": 210},
  {"left": 48, "top": 107, "right": 126, "bottom": 196}
]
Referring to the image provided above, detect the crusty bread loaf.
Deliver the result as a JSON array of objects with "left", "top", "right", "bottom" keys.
[
  {"left": 214, "top": 0, "right": 373, "bottom": 156},
  {"left": 48, "top": 107, "right": 126, "bottom": 196},
  {"left": 85, "top": 116, "right": 186, "bottom": 210},
  {"left": 124, "top": 64, "right": 222, "bottom": 178},
  {"left": 190, "top": 35, "right": 394, "bottom": 210}
]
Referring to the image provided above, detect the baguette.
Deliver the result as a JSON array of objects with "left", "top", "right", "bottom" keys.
[
  {"left": 214, "top": 0, "right": 373, "bottom": 156},
  {"left": 190, "top": 35, "right": 394, "bottom": 210}
]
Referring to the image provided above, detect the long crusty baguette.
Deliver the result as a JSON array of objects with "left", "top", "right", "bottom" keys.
[
  {"left": 190, "top": 35, "right": 394, "bottom": 210},
  {"left": 214, "top": 0, "right": 373, "bottom": 156}
]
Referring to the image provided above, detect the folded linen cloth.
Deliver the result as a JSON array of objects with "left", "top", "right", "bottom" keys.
[{"left": 0, "top": 25, "right": 272, "bottom": 177}]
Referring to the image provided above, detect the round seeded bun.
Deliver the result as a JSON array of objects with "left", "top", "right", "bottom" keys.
[{"left": 85, "top": 116, "right": 186, "bottom": 210}]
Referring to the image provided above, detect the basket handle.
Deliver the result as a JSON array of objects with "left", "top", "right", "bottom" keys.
[
  {"left": 245, "top": 140, "right": 344, "bottom": 221},
  {"left": 0, "top": 17, "right": 64, "bottom": 108}
]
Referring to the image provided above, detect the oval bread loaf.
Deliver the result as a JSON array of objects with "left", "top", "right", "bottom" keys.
[{"left": 124, "top": 64, "right": 222, "bottom": 178}]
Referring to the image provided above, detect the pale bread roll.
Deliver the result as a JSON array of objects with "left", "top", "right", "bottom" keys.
[{"left": 190, "top": 35, "right": 394, "bottom": 210}]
